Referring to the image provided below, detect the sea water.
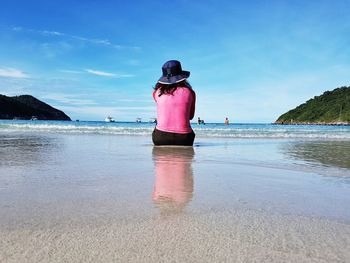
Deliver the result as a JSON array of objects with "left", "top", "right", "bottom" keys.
[
  {"left": 1, "top": 120, "right": 350, "bottom": 221},
  {"left": 1, "top": 120, "right": 350, "bottom": 139}
]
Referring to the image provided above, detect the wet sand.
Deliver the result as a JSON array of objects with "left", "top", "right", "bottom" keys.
[
  {"left": 1, "top": 133, "right": 350, "bottom": 262},
  {"left": 2, "top": 209, "right": 350, "bottom": 262}
]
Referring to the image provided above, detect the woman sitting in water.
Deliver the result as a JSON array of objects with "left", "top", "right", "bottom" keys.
[{"left": 152, "top": 60, "right": 196, "bottom": 146}]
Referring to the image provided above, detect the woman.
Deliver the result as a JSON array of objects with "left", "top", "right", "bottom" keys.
[{"left": 152, "top": 60, "right": 196, "bottom": 146}]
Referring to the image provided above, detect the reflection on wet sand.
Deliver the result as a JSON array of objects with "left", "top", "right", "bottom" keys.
[
  {"left": 283, "top": 141, "right": 350, "bottom": 170},
  {"left": 152, "top": 147, "right": 194, "bottom": 215}
]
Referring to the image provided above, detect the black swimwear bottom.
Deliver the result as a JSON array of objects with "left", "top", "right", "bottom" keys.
[{"left": 152, "top": 128, "right": 195, "bottom": 146}]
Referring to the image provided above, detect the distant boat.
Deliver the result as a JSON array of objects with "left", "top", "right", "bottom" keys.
[
  {"left": 105, "top": 116, "right": 115, "bottom": 122},
  {"left": 31, "top": 116, "right": 38, "bottom": 121},
  {"left": 136, "top": 118, "right": 142, "bottom": 123}
]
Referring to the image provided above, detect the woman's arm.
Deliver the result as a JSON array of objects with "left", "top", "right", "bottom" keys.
[{"left": 190, "top": 90, "right": 196, "bottom": 120}]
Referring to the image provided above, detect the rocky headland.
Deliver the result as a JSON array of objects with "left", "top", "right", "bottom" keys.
[{"left": 0, "top": 94, "right": 71, "bottom": 121}]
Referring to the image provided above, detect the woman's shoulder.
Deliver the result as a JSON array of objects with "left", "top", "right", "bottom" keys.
[
  {"left": 176, "top": 86, "right": 195, "bottom": 93},
  {"left": 172, "top": 87, "right": 193, "bottom": 96},
  {"left": 178, "top": 87, "right": 196, "bottom": 98}
]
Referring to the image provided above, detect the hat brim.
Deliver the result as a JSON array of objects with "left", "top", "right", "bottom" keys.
[{"left": 158, "top": 71, "right": 190, "bottom": 84}]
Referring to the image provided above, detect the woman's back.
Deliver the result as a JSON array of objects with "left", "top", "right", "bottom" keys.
[{"left": 153, "top": 87, "right": 195, "bottom": 134}]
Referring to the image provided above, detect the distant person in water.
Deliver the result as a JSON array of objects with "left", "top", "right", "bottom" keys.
[
  {"left": 152, "top": 60, "right": 196, "bottom": 146},
  {"left": 225, "top": 117, "right": 229, "bottom": 125},
  {"left": 197, "top": 117, "right": 205, "bottom": 125}
]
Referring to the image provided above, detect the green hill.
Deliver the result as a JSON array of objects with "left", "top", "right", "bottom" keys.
[
  {"left": 275, "top": 86, "right": 350, "bottom": 125},
  {"left": 0, "top": 94, "right": 71, "bottom": 120}
]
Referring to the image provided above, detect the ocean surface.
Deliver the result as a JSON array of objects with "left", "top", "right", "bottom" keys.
[{"left": 1, "top": 120, "right": 350, "bottom": 139}]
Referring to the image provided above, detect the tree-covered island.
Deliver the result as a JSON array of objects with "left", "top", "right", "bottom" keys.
[{"left": 275, "top": 86, "right": 350, "bottom": 125}]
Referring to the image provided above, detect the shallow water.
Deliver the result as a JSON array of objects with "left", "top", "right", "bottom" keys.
[
  {"left": 0, "top": 131, "right": 350, "bottom": 262},
  {"left": 1, "top": 132, "right": 349, "bottom": 223}
]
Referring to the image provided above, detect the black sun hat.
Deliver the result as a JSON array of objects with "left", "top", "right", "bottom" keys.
[{"left": 158, "top": 60, "right": 190, "bottom": 84}]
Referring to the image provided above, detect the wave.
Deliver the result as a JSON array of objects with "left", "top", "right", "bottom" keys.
[
  {"left": 1, "top": 121, "right": 350, "bottom": 139},
  {"left": 0, "top": 123, "right": 153, "bottom": 136}
]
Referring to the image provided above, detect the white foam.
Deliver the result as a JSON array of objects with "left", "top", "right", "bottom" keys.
[{"left": 1, "top": 122, "right": 350, "bottom": 139}]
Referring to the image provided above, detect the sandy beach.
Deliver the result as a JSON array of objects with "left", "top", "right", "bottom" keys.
[{"left": 1, "top": 132, "right": 350, "bottom": 262}]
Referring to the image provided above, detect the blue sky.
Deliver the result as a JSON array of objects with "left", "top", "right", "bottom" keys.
[{"left": 0, "top": 0, "right": 349, "bottom": 122}]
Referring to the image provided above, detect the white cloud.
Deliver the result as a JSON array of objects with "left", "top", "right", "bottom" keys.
[
  {"left": 11, "top": 26, "right": 140, "bottom": 50},
  {"left": 59, "top": 69, "right": 134, "bottom": 78},
  {"left": 59, "top": 69, "right": 83, "bottom": 74},
  {"left": 0, "top": 68, "right": 29, "bottom": 78},
  {"left": 85, "top": 69, "right": 134, "bottom": 78},
  {"left": 41, "top": 93, "right": 97, "bottom": 106},
  {"left": 58, "top": 105, "right": 155, "bottom": 121},
  {"left": 42, "top": 30, "right": 64, "bottom": 36},
  {"left": 85, "top": 69, "right": 116, "bottom": 77}
]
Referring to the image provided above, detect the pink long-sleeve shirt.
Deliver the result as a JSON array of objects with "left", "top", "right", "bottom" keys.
[{"left": 153, "top": 87, "right": 196, "bottom": 134}]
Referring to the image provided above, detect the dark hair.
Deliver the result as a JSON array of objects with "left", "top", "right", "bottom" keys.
[{"left": 154, "top": 80, "right": 192, "bottom": 97}]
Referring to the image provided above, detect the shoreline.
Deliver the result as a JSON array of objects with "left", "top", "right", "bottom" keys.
[{"left": 273, "top": 121, "right": 350, "bottom": 126}]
